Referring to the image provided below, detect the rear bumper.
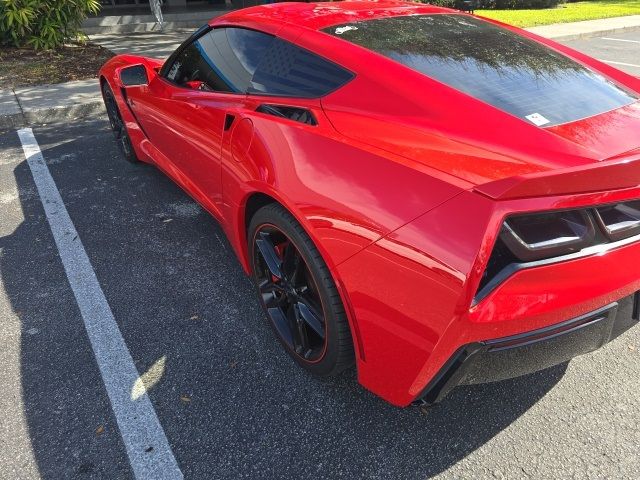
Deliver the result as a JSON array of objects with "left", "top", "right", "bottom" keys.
[
  {"left": 338, "top": 190, "right": 640, "bottom": 407},
  {"left": 416, "top": 291, "right": 640, "bottom": 405}
]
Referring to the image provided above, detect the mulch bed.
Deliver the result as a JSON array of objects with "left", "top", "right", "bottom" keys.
[{"left": 0, "top": 43, "right": 115, "bottom": 90}]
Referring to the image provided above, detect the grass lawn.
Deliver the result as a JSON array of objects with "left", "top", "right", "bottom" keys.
[{"left": 478, "top": 0, "right": 640, "bottom": 27}]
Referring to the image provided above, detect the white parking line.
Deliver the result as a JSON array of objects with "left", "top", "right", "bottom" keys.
[
  {"left": 601, "top": 37, "right": 640, "bottom": 44},
  {"left": 17, "top": 128, "right": 183, "bottom": 480},
  {"left": 598, "top": 59, "right": 640, "bottom": 69}
]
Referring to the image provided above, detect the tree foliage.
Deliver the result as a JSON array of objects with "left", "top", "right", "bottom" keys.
[{"left": 0, "top": 0, "right": 100, "bottom": 49}]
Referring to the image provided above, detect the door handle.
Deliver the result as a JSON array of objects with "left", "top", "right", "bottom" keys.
[{"left": 224, "top": 114, "right": 235, "bottom": 131}]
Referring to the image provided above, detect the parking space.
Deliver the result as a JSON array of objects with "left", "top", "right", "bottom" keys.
[
  {"left": 2, "top": 115, "right": 640, "bottom": 480},
  {"left": 1, "top": 28, "right": 640, "bottom": 480},
  {"left": 560, "top": 30, "right": 640, "bottom": 75}
]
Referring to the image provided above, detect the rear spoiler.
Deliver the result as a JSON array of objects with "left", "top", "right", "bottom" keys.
[{"left": 475, "top": 149, "right": 640, "bottom": 200}]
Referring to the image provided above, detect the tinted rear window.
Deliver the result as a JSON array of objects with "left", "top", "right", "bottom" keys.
[{"left": 323, "top": 15, "right": 637, "bottom": 127}]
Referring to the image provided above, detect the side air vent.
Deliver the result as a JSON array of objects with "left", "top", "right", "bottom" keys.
[
  {"left": 594, "top": 201, "right": 640, "bottom": 242},
  {"left": 256, "top": 104, "right": 317, "bottom": 126}
]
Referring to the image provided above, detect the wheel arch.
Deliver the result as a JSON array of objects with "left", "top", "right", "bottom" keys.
[
  {"left": 238, "top": 189, "right": 366, "bottom": 362},
  {"left": 244, "top": 191, "right": 277, "bottom": 238},
  {"left": 99, "top": 74, "right": 112, "bottom": 102}
]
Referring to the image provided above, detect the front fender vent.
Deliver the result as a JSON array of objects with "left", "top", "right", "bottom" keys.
[{"left": 256, "top": 104, "right": 317, "bottom": 126}]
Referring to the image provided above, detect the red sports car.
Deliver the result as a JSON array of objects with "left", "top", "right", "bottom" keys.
[{"left": 99, "top": 1, "right": 640, "bottom": 407}]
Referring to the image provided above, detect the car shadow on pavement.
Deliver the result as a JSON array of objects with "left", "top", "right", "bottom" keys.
[
  {"left": 0, "top": 119, "right": 566, "bottom": 479},
  {"left": 0, "top": 150, "right": 134, "bottom": 478}
]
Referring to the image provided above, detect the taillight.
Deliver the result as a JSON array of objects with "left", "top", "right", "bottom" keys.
[
  {"left": 500, "top": 209, "right": 596, "bottom": 262},
  {"left": 594, "top": 201, "right": 640, "bottom": 242},
  {"left": 476, "top": 200, "right": 640, "bottom": 303}
]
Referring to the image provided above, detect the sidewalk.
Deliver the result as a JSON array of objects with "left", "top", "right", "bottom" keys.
[
  {"left": 527, "top": 14, "right": 640, "bottom": 40},
  {"left": 82, "top": 5, "right": 227, "bottom": 34},
  {"left": 2, "top": 13, "right": 640, "bottom": 129},
  {"left": 89, "top": 29, "right": 189, "bottom": 58}
]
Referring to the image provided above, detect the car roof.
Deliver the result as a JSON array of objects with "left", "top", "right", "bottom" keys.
[{"left": 211, "top": 0, "right": 456, "bottom": 32}]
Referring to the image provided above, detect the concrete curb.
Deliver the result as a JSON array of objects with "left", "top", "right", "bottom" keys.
[
  {"left": 0, "top": 112, "right": 26, "bottom": 130},
  {"left": 22, "top": 102, "right": 105, "bottom": 126},
  {"left": 0, "top": 104, "right": 105, "bottom": 129},
  {"left": 0, "top": 89, "right": 25, "bottom": 129},
  {"left": 0, "top": 80, "right": 105, "bottom": 130}
]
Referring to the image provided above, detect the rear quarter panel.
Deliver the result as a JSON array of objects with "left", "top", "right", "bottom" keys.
[{"left": 221, "top": 99, "right": 466, "bottom": 270}]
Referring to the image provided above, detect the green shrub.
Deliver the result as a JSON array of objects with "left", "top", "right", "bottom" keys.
[
  {"left": 0, "top": 0, "right": 101, "bottom": 49},
  {"left": 426, "top": 0, "right": 457, "bottom": 7}
]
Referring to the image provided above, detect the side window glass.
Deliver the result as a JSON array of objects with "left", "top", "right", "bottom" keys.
[
  {"left": 165, "top": 43, "right": 220, "bottom": 89},
  {"left": 162, "top": 27, "right": 353, "bottom": 98},
  {"left": 249, "top": 39, "right": 354, "bottom": 98},
  {"left": 164, "top": 27, "right": 275, "bottom": 93}
]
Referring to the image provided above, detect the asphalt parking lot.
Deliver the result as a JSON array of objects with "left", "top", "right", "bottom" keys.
[
  {"left": 1, "top": 30, "right": 640, "bottom": 480},
  {"left": 561, "top": 30, "right": 640, "bottom": 76}
]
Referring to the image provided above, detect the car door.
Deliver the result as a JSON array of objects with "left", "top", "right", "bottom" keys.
[{"left": 126, "top": 27, "right": 275, "bottom": 215}]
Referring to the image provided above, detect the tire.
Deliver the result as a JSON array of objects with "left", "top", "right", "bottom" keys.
[
  {"left": 249, "top": 203, "right": 355, "bottom": 376},
  {"left": 102, "top": 82, "right": 138, "bottom": 163}
]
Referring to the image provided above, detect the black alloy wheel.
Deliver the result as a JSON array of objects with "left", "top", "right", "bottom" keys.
[
  {"left": 249, "top": 203, "right": 354, "bottom": 375},
  {"left": 102, "top": 82, "right": 138, "bottom": 163},
  {"left": 254, "top": 225, "right": 327, "bottom": 362}
]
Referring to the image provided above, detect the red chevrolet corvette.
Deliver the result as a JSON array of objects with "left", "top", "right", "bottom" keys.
[{"left": 99, "top": 1, "right": 640, "bottom": 407}]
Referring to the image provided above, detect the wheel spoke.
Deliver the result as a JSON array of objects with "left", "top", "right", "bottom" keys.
[
  {"left": 256, "top": 233, "right": 283, "bottom": 279},
  {"left": 291, "top": 304, "right": 311, "bottom": 355},
  {"left": 282, "top": 242, "right": 296, "bottom": 278},
  {"left": 296, "top": 301, "right": 325, "bottom": 339},
  {"left": 267, "top": 307, "right": 294, "bottom": 349},
  {"left": 290, "top": 253, "right": 305, "bottom": 288}
]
